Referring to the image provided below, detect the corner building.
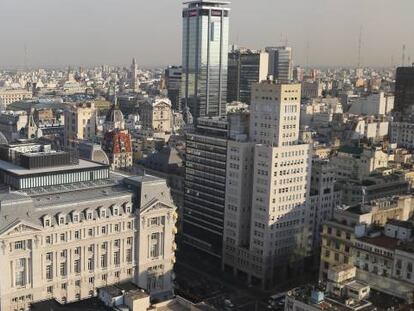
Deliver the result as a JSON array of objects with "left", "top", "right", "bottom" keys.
[{"left": 0, "top": 143, "right": 177, "bottom": 311}]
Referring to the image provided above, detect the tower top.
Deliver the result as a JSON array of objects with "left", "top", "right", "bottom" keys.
[{"left": 183, "top": 0, "right": 230, "bottom": 7}]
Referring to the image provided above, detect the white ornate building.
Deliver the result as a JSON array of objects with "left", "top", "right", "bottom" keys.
[{"left": 0, "top": 143, "right": 177, "bottom": 311}]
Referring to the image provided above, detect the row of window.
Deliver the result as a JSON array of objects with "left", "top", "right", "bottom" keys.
[{"left": 43, "top": 204, "right": 132, "bottom": 227}]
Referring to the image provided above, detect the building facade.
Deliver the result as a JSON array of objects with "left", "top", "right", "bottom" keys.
[
  {"left": 227, "top": 48, "right": 268, "bottom": 104},
  {"left": 165, "top": 66, "right": 182, "bottom": 111},
  {"left": 64, "top": 102, "right": 97, "bottom": 148},
  {"left": 181, "top": 0, "right": 230, "bottom": 123},
  {"left": 182, "top": 117, "right": 229, "bottom": 259},
  {"left": 0, "top": 89, "right": 33, "bottom": 106},
  {"left": 140, "top": 98, "right": 172, "bottom": 134},
  {"left": 0, "top": 144, "right": 177, "bottom": 311},
  {"left": 222, "top": 82, "right": 312, "bottom": 289},
  {"left": 265, "top": 46, "right": 293, "bottom": 83},
  {"left": 394, "top": 66, "right": 414, "bottom": 118}
]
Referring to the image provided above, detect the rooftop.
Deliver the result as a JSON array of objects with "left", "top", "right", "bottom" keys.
[
  {"left": 387, "top": 219, "right": 414, "bottom": 229},
  {"left": 0, "top": 158, "right": 105, "bottom": 176},
  {"left": 31, "top": 297, "right": 111, "bottom": 311},
  {"left": 359, "top": 235, "right": 400, "bottom": 250}
]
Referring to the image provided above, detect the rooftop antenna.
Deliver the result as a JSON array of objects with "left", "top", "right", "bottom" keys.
[
  {"left": 357, "top": 25, "right": 363, "bottom": 68},
  {"left": 391, "top": 55, "right": 394, "bottom": 68},
  {"left": 280, "top": 33, "right": 283, "bottom": 45},
  {"left": 284, "top": 34, "right": 289, "bottom": 47},
  {"left": 402, "top": 44, "right": 406, "bottom": 66},
  {"left": 24, "top": 44, "right": 28, "bottom": 71}
]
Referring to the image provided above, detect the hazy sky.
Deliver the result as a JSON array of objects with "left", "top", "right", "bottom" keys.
[{"left": 0, "top": 0, "right": 413, "bottom": 68}]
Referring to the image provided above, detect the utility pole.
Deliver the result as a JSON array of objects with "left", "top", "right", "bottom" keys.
[{"left": 402, "top": 44, "right": 406, "bottom": 66}]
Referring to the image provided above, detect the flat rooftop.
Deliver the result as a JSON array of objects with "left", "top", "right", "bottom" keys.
[
  {"left": 359, "top": 235, "right": 400, "bottom": 250},
  {"left": 0, "top": 158, "right": 106, "bottom": 176},
  {"left": 31, "top": 297, "right": 111, "bottom": 311}
]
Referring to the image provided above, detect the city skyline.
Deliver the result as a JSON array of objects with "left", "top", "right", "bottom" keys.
[{"left": 0, "top": 0, "right": 413, "bottom": 69}]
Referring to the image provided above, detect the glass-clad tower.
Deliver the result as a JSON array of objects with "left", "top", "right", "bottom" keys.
[{"left": 182, "top": 0, "right": 230, "bottom": 124}]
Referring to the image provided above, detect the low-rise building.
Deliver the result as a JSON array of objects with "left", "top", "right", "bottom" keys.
[{"left": 286, "top": 265, "right": 406, "bottom": 311}]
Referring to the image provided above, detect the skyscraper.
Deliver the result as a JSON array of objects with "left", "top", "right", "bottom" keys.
[
  {"left": 222, "top": 81, "right": 312, "bottom": 289},
  {"left": 265, "top": 46, "right": 293, "bottom": 83},
  {"left": 165, "top": 66, "right": 182, "bottom": 111},
  {"left": 181, "top": 0, "right": 230, "bottom": 124},
  {"left": 227, "top": 48, "right": 269, "bottom": 105},
  {"left": 182, "top": 107, "right": 249, "bottom": 260},
  {"left": 394, "top": 65, "right": 414, "bottom": 117}
]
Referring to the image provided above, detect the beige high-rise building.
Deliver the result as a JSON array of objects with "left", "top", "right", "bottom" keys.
[
  {"left": 0, "top": 143, "right": 177, "bottom": 311},
  {"left": 223, "top": 82, "right": 312, "bottom": 289},
  {"left": 64, "top": 102, "right": 97, "bottom": 148}
]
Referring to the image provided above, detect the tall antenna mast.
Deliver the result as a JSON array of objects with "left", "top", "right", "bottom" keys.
[
  {"left": 357, "top": 26, "right": 362, "bottom": 68},
  {"left": 24, "top": 44, "right": 28, "bottom": 70},
  {"left": 306, "top": 41, "right": 310, "bottom": 70},
  {"left": 402, "top": 44, "right": 406, "bottom": 66}
]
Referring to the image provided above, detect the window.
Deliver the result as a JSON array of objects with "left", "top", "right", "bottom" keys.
[
  {"left": 75, "top": 280, "right": 81, "bottom": 287},
  {"left": 46, "top": 236, "right": 51, "bottom": 244},
  {"left": 46, "top": 252, "right": 53, "bottom": 261},
  {"left": 15, "top": 259, "right": 26, "bottom": 287},
  {"left": 113, "top": 208, "right": 119, "bottom": 216},
  {"left": 74, "top": 247, "right": 81, "bottom": 255},
  {"left": 72, "top": 213, "right": 79, "bottom": 223},
  {"left": 88, "top": 259, "right": 94, "bottom": 271},
  {"left": 86, "top": 211, "right": 93, "bottom": 220},
  {"left": 59, "top": 216, "right": 65, "bottom": 225},
  {"left": 114, "top": 271, "right": 120, "bottom": 278},
  {"left": 44, "top": 217, "right": 51, "bottom": 227},
  {"left": 74, "top": 230, "right": 80, "bottom": 239},
  {"left": 74, "top": 260, "right": 81, "bottom": 274},
  {"left": 46, "top": 265, "right": 53, "bottom": 280},
  {"left": 15, "top": 241, "right": 25, "bottom": 250},
  {"left": 88, "top": 229, "right": 93, "bottom": 237},
  {"left": 60, "top": 263, "right": 67, "bottom": 277},
  {"left": 126, "top": 248, "right": 133, "bottom": 263},
  {"left": 61, "top": 283, "right": 67, "bottom": 290},
  {"left": 88, "top": 277, "right": 94, "bottom": 284},
  {"left": 47, "top": 286, "right": 53, "bottom": 294},
  {"left": 114, "top": 224, "right": 119, "bottom": 232},
  {"left": 127, "top": 237, "right": 133, "bottom": 245},
  {"left": 102, "top": 274, "right": 107, "bottom": 281},
  {"left": 114, "top": 251, "right": 120, "bottom": 266},
  {"left": 101, "top": 254, "right": 107, "bottom": 268},
  {"left": 101, "top": 226, "right": 107, "bottom": 234},
  {"left": 60, "top": 234, "right": 66, "bottom": 242}
]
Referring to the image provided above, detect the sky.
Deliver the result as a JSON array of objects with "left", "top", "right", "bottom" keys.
[{"left": 0, "top": 0, "right": 413, "bottom": 69}]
